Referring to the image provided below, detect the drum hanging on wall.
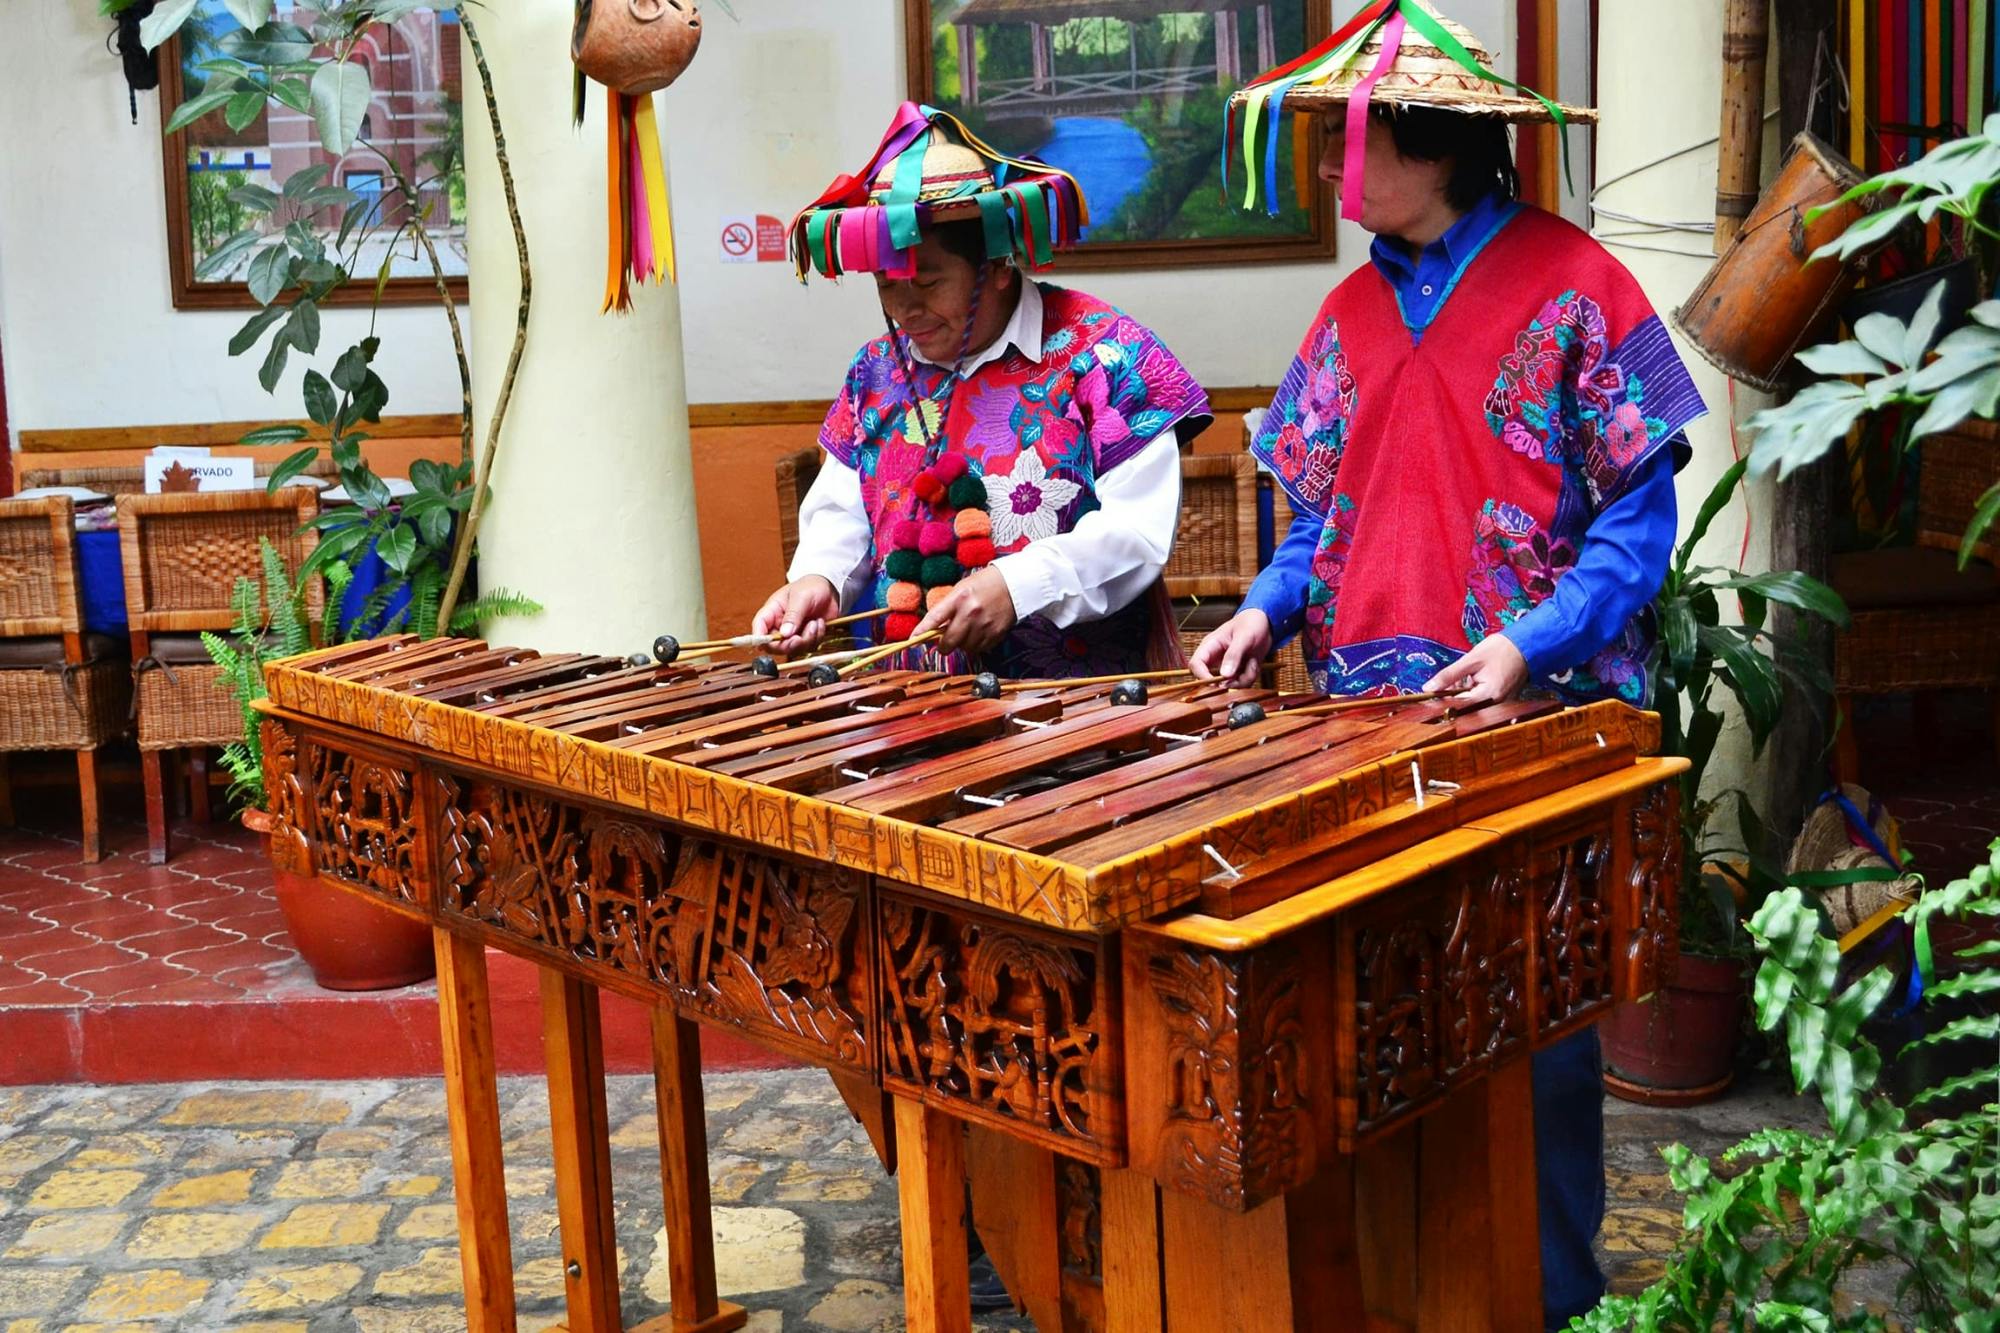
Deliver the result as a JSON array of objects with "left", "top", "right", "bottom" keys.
[
  {"left": 572, "top": 0, "right": 704, "bottom": 311},
  {"left": 1672, "top": 133, "right": 1868, "bottom": 392}
]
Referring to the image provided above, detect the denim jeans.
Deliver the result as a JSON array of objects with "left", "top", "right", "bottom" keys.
[{"left": 1532, "top": 1027, "right": 1607, "bottom": 1330}]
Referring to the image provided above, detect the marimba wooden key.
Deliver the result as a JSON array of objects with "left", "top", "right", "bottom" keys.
[{"left": 255, "top": 638, "right": 1684, "bottom": 1332}]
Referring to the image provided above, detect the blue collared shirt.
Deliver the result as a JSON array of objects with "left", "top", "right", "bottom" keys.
[{"left": 1243, "top": 196, "right": 1681, "bottom": 683}]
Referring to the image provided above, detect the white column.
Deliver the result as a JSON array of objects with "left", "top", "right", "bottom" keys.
[{"left": 462, "top": 1, "right": 707, "bottom": 657}]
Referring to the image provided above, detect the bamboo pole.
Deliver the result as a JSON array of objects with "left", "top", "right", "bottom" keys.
[{"left": 1715, "top": 0, "right": 1772, "bottom": 251}]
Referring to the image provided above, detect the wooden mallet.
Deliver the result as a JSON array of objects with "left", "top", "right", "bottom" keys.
[{"left": 653, "top": 608, "right": 887, "bottom": 664}]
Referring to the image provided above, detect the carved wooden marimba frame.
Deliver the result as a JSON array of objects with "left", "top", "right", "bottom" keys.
[{"left": 255, "top": 636, "right": 1683, "bottom": 1333}]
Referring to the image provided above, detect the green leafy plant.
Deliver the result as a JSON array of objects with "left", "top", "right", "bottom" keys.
[
  {"left": 145, "top": 0, "right": 535, "bottom": 634},
  {"left": 1654, "top": 461, "right": 1851, "bottom": 955},
  {"left": 1745, "top": 119, "right": 2000, "bottom": 568},
  {"left": 1577, "top": 840, "right": 2000, "bottom": 1332},
  {"left": 201, "top": 539, "right": 310, "bottom": 814}
]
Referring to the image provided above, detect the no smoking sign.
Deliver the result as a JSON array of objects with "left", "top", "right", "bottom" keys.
[{"left": 719, "top": 214, "right": 786, "bottom": 264}]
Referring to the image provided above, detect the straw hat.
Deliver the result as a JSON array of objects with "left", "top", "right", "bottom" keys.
[
  {"left": 1234, "top": 0, "right": 1597, "bottom": 125},
  {"left": 1786, "top": 783, "right": 1922, "bottom": 936},
  {"left": 789, "top": 104, "right": 1089, "bottom": 280},
  {"left": 867, "top": 134, "right": 997, "bottom": 221}
]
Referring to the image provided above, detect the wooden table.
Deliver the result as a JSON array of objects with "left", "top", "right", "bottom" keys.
[{"left": 255, "top": 649, "right": 1682, "bottom": 1333}]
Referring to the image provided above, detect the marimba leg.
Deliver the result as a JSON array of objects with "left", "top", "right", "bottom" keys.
[
  {"left": 1159, "top": 1157, "right": 1361, "bottom": 1333},
  {"left": 893, "top": 1097, "right": 972, "bottom": 1333},
  {"left": 1355, "top": 1123, "right": 1419, "bottom": 1328},
  {"left": 966, "top": 1127, "right": 1062, "bottom": 1328},
  {"left": 1415, "top": 1061, "right": 1543, "bottom": 1333},
  {"left": 435, "top": 930, "right": 517, "bottom": 1332},
  {"left": 1099, "top": 1168, "right": 1163, "bottom": 1333},
  {"left": 648, "top": 1007, "right": 747, "bottom": 1333},
  {"left": 542, "top": 970, "right": 623, "bottom": 1333}
]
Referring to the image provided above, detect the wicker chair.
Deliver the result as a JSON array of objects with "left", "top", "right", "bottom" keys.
[
  {"left": 1830, "top": 421, "right": 2000, "bottom": 783},
  {"left": 118, "top": 489, "right": 321, "bottom": 864},
  {"left": 0, "top": 497, "right": 131, "bottom": 861},
  {"left": 774, "top": 446, "right": 824, "bottom": 573}
]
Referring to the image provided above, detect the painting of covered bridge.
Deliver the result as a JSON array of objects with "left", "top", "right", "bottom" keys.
[{"left": 914, "top": 0, "right": 1333, "bottom": 259}]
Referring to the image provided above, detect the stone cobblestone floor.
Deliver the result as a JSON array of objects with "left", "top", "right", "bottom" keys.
[{"left": 0, "top": 1063, "right": 1860, "bottom": 1333}]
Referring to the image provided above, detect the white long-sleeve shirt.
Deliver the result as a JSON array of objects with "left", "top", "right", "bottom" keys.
[{"left": 788, "top": 281, "right": 1185, "bottom": 627}]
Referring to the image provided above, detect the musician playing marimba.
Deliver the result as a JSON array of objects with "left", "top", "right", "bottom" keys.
[
  {"left": 754, "top": 104, "right": 1211, "bottom": 678},
  {"left": 1190, "top": 5, "right": 1708, "bottom": 1326}
]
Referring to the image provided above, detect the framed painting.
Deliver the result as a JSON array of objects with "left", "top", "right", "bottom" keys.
[
  {"left": 159, "top": 5, "right": 467, "bottom": 310},
  {"left": 905, "top": 0, "right": 1335, "bottom": 270}
]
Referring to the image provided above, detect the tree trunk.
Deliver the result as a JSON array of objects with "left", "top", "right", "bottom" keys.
[{"left": 1767, "top": 0, "right": 1844, "bottom": 841}]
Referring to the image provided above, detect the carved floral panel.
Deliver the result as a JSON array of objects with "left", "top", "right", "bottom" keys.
[
  {"left": 302, "top": 737, "right": 425, "bottom": 905},
  {"left": 435, "top": 771, "right": 872, "bottom": 1069},
  {"left": 878, "top": 892, "right": 1116, "bottom": 1161}
]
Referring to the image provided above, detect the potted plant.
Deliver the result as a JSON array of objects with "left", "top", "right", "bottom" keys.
[
  {"left": 210, "top": 541, "right": 435, "bottom": 991},
  {"left": 1601, "top": 461, "right": 1850, "bottom": 1104},
  {"left": 1577, "top": 839, "right": 2000, "bottom": 1332}
]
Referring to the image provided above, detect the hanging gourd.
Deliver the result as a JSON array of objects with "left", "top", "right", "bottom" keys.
[{"left": 571, "top": 0, "right": 703, "bottom": 311}]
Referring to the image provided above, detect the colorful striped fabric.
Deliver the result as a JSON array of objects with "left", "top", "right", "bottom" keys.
[{"left": 1851, "top": 0, "right": 1996, "bottom": 171}]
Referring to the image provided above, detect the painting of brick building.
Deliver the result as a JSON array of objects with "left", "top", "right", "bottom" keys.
[{"left": 175, "top": 3, "right": 465, "bottom": 286}]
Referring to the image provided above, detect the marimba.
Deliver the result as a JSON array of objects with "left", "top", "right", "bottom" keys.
[{"left": 255, "top": 635, "right": 1684, "bottom": 1333}]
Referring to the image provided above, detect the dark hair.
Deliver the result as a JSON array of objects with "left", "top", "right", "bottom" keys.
[
  {"left": 928, "top": 218, "right": 998, "bottom": 269},
  {"left": 1370, "top": 104, "right": 1520, "bottom": 211}
]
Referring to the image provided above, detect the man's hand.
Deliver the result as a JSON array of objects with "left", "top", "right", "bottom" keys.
[
  {"left": 1424, "top": 634, "right": 1529, "bottom": 707},
  {"left": 1189, "top": 609, "right": 1273, "bottom": 688},
  {"left": 913, "top": 567, "right": 1016, "bottom": 654},
  {"left": 751, "top": 576, "right": 840, "bottom": 655}
]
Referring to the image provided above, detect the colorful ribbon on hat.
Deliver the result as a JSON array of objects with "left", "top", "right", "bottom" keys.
[
  {"left": 788, "top": 104, "right": 1089, "bottom": 281},
  {"left": 601, "top": 88, "right": 678, "bottom": 313},
  {"left": 1228, "top": 0, "right": 1575, "bottom": 218}
]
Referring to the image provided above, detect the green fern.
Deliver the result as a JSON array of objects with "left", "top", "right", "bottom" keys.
[
  {"left": 261, "top": 539, "right": 309, "bottom": 658},
  {"left": 449, "top": 588, "right": 542, "bottom": 634},
  {"left": 408, "top": 565, "right": 443, "bottom": 640},
  {"left": 319, "top": 560, "right": 353, "bottom": 646},
  {"left": 201, "top": 539, "right": 312, "bottom": 816}
]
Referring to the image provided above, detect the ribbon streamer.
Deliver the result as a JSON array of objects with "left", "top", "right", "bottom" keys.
[
  {"left": 600, "top": 90, "right": 678, "bottom": 313},
  {"left": 787, "top": 104, "right": 1089, "bottom": 282}
]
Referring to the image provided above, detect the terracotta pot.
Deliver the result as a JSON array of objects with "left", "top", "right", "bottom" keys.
[
  {"left": 242, "top": 809, "right": 436, "bottom": 992},
  {"left": 1601, "top": 953, "right": 1748, "bottom": 1107}
]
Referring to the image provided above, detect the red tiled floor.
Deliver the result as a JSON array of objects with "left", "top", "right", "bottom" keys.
[
  {"left": 57, "top": 961, "right": 203, "bottom": 1000},
  {"left": 0, "top": 776, "right": 794, "bottom": 1084}
]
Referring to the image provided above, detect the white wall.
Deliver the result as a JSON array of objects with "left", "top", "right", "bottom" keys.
[
  {"left": 1596, "top": 0, "right": 1778, "bottom": 798},
  {"left": 0, "top": 3, "right": 466, "bottom": 435},
  {"left": 3, "top": 0, "right": 1571, "bottom": 438}
]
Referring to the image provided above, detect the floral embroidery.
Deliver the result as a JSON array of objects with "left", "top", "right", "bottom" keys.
[
  {"left": 1300, "top": 493, "right": 1359, "bottom": 659},
  {"left": 985, "top": 448, "right": 1081, "bottom": 548},
  {"left": 1484, "top": 291, "right": 1676, "bottom": 508},
  {"left": 1252, "top": 314, "right": 1357, "bottom": 516},
  {"left": 1461, "top": 499, "right": 1578, "bottom": 645}
]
